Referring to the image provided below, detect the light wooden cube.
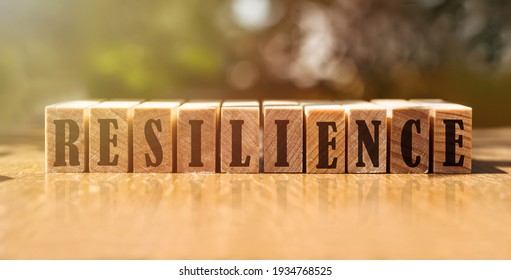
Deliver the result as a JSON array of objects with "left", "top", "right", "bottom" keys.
[
  {"left": 220, "top": 101, "right": 260, "bottom": 173},
  {"left": 133, "top": 101, "right": 181, "bottom": 173},
  {"left": 304, "top": 104, "right": 345, "bottom": 173},
  {"left": 412, "top": 101, "right": 472, "bottom": 173},
  {"left": 177, "top": 101, "right": 220, "bottom": 173},
  {"left": 89, "top": 101, "right": 141, "bottom": 173},
  {"left": 263, "top": 101, "right": 303, "bottom": 173},
  {"left": 45, "top": 100, "right": 101, "bottom": 173},
  {"left": 343, "top": 101, "right": 387, "bottom": 173},
  {"left": 372, "top": 99, "right": 430, "bottom": 173}
]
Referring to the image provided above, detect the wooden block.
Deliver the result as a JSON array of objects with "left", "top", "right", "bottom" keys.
[
  {"left": 343, "top": 101, "right": 387, "bottom": 173},
  {"left": 304, "top": 104, "right": 345, "bottom": 173},
  {"left": 45, "top": 101, "right": 101, "bottom": 173},
  {"left": 263, "top": 101, "right": 303, "bottom": 173},
  {"left": 220, "top": 101, "right": 260, "bottom": 173},
  {"left": 412, "top": 101, "right": 472, "bottom": 173},
  {"left": 133, "top": 101, "right": 181, "bottom": 173},
  {"left": 372, "top": 99, "right": 430, "bottom": 173},
  {"left": 89, "top": 101, "right": 140, "bottom": 173},
  {"left": 177, "top": 101, "right": 220, "bottom": 173}
]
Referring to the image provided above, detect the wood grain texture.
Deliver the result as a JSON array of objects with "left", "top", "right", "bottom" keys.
[
  {"left": 344, "top": 102, "right": 387, "bottom": 173},
  {"left": 1, "top": 127, "right": 511, "bottom": 259},
  {"left": 263, "top": 101, "right": 303, "bottom": 173},
  {"left": 304, "top": 104, "right": 345, "bottom": 173},
  {"left": 372, "top": 100, "right": 430, "bottom": 173},
  {"left": 177, "top": 102, "right": 220, "bottom": 173},
  {"left": 432, "top": 104, "right": 472, "bottom": 173},
  {"left": 133, "top": 101, "right": 181, "bottom": 173},
  {"left": 220, "top": 101, "right": 260, "bottom": 173},
  {"left": 89, "top": 101, "right": 140, "bottom": 173},
  {"left": 45, "top": 101, "right": 101, "bottom": 173}
]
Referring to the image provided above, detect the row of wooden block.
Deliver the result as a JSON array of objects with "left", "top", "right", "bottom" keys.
[{"left": 45, "top": 99, "right": 472, "bottom": 174}]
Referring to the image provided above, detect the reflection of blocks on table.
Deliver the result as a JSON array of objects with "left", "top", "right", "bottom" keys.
[
  {"left": 89, "top": 101, "right": 141, "bottom": 173},
  {"left": 304, "top": 104, "right": 345, "bottom": 174},
  {"left": 372, "top": 99, "right": 430, "bottom": 174},
  {"left": 343, "top": 101, "right": 387, "bottom": 173},
  {"left": 133, "top": 101, "right": 181, "bottom": 173},
  {"left": 220, "top": 101, "right": 260, "bottom": 173},
  {"left": 413, "top": 100, "right": 472, "bottom": 174},
  {"left": 177, "top": 101, "right": 221, "bottom": 173},
  {"left": 45, "top": 100, "right": 102, "bottom": 173},
  {"left": 263, "top": 101, "right": 303, "bottom": 173}
]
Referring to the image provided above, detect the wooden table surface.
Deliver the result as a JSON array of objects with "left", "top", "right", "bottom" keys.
[{"left": 0, "top": 126, "right": 510, "bottom": 259}]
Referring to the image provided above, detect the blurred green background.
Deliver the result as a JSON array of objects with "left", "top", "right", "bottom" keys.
[{"left": 1, "top": 0, "right": 511, "bottom": 129}]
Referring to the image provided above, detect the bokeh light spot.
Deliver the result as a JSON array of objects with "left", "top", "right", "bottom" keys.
[{"left": 231, "top": 0, "right": 271, "bottom": 30}]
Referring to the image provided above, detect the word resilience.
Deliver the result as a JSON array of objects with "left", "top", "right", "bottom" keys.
[{"left": 45, "top": 99, "right": 472, "bottom": 174}]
